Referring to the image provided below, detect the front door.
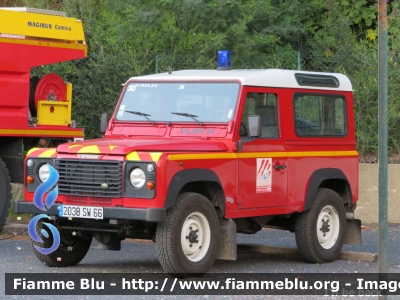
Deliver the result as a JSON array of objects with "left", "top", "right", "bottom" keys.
[{"left": 237, "top": 89, "right": 288, "bottom": 209}]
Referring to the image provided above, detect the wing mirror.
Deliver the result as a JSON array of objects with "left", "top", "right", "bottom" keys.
[{"left": 100, "top": 112, "right": 108, "bottom": 136}]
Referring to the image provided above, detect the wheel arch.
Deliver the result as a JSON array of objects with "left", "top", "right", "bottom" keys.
[
  {"left": 304, "top": 168, "right": 352, "bottom": 211},
  {"left": 164, "top": 169, "right": 225, "bottom": 217}
]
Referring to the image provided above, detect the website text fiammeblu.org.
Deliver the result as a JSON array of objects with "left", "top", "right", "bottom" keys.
[{"left": 8, "top": 274, "right": 399, "bottom": 296}]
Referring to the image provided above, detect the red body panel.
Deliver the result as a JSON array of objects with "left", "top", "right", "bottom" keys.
[
  {"left": 0, "top": 39, "right": 86, "bottom": 72},
  {"left": 0, "top": 38, "right": 86, "bottom": 136},
  {"left": 24, "top": 79, "right": 359, "bottom": 221}
]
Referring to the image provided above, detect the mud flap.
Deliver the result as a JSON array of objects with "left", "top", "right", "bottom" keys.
[
  {"left": 216, "top": 218, "right": 237, "bottom": 260},
  {"left": 343, "top": 219, "right": 362, "bottom": 245}
]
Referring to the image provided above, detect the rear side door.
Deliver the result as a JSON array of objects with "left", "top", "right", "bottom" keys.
[{"left": 237, "top": 88, "right": 288, "bottom": 209}]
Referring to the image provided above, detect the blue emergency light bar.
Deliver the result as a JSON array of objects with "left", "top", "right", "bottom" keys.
[{"left": 217, "top": 50, "right": 231, "bottom": 70}]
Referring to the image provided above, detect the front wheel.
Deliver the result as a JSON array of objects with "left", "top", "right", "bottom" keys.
[
  {"left": 156, "top": 192, "right": 219, "bottom": 277},
  {"left": 295, "top": 188, "right": 346, "bottom": 263},
  {"left": 32, "top": 223, "right": 92, "bottom": 267}
]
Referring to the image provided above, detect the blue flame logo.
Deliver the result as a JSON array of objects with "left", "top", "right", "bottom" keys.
[{"left": 28, "top": 164, "right": 61, "bottom": 254}]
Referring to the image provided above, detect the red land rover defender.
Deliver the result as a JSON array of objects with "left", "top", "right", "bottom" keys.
[{"left": 16, "top": 54, "right": 361, "bottom": 276}]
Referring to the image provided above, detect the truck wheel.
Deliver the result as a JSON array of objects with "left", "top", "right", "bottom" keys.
[
  {"left": 0, "top": 158, "right": 12, "bottom": 231},
  {"left": 295, "top": 188, "right": 346, "bottom": 263},
  {"left": 156, "top": 192, "right": 219, "bottom": 277},
  {"left": 32, "top": 224, "right": 92, "bottom": 267}
]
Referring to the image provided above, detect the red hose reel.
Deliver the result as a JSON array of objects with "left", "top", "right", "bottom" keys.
[{"left": 29, "top": 73, "right": 66, "bottom": 117}]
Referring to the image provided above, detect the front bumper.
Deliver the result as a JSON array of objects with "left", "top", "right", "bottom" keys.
[{"left": 14, "top": 200, "right": 166, "bottom": 222}]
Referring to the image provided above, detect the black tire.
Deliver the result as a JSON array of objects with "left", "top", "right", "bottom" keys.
[
  {"left": 0, "top": 158, "right": 12, "bottom": 231},
  {"left": 295, "top": 188, "right": 346, "bottom": 263},
  {"left": 32, "top": 223, "right": 92, "bottom": 267},
  {"left": 156, "top": 192, "right": 219, "bottom": 277}
]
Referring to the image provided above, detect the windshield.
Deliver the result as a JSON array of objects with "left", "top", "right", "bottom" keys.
[{"left": 115, "top": 82, "right": 239, "bottom": 123}]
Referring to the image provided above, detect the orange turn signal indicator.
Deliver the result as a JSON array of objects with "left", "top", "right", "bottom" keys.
[
  {"left": 27, "top": 176, "right": 34, "bottom": 184},
  {"left": 147, "top": 181, "right": 154, "bottom": 190}
]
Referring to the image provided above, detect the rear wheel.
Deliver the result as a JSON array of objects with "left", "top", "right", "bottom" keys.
[
  {"left": 0, "top": 158, "right": 11, "bottom": 231},
  {"left": 295, "top": 188, "right": 346, "bottom": 263},
  {"left": 156, "top": 192, "right": 219, "bottom": 277}
]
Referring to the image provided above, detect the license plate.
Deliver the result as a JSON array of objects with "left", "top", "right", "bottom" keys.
[{"left": 58, "top": 204, "right": 103, "bottom": 220}]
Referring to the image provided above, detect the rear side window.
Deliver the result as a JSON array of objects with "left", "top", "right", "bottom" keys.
[{"left": 294, "top": 94, "right": 347, "bottom": 136}]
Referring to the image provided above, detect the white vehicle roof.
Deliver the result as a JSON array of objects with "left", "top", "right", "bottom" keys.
[{"left": 127, "top": 69, "right": 353, "bottom": 91}]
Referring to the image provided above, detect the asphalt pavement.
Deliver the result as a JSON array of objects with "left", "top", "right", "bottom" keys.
[{"left": 1, "top": 224, "right": 399, "bottom": 299}]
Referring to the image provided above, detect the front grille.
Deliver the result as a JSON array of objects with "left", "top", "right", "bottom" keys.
[
  {"left": 66, "top": 196, "right": 112, "bottom": 206},
  {"left": 55, "top": 159, "right": 122, "bottom": 197}
]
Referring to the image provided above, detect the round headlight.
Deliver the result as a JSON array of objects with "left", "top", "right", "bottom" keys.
[
  {"left": 130, "top": 168, "right": 146, "bottom": 188},
  {"left": 38, "top": 164, "right": 50, "bottom": 182}
]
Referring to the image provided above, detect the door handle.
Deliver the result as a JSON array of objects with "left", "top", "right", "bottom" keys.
[{"left": 273, "top": 165, "right": 287, "bottom": 170}]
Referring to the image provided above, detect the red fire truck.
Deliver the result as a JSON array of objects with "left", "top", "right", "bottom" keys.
[
  {"left": 0, "top": 7, "right": 87, "bottom": 229},
  {"left": 16, "top": 51, "right": 361, "bottom": 277}
]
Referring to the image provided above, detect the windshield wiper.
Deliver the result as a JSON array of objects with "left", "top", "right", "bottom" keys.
[
  {"left": 126, "top": 111, "right": 155, "bottom": 125},
  {"left": 171, "top": 112, "right": 202, "bottom": 126}
]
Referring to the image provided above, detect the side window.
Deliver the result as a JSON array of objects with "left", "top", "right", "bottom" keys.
[
  {"left": 240, "top": 93, "right": 279, "bottom": 138},
  {"left": 294, "top": 94, "right": 347, "bottom": 136}
]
